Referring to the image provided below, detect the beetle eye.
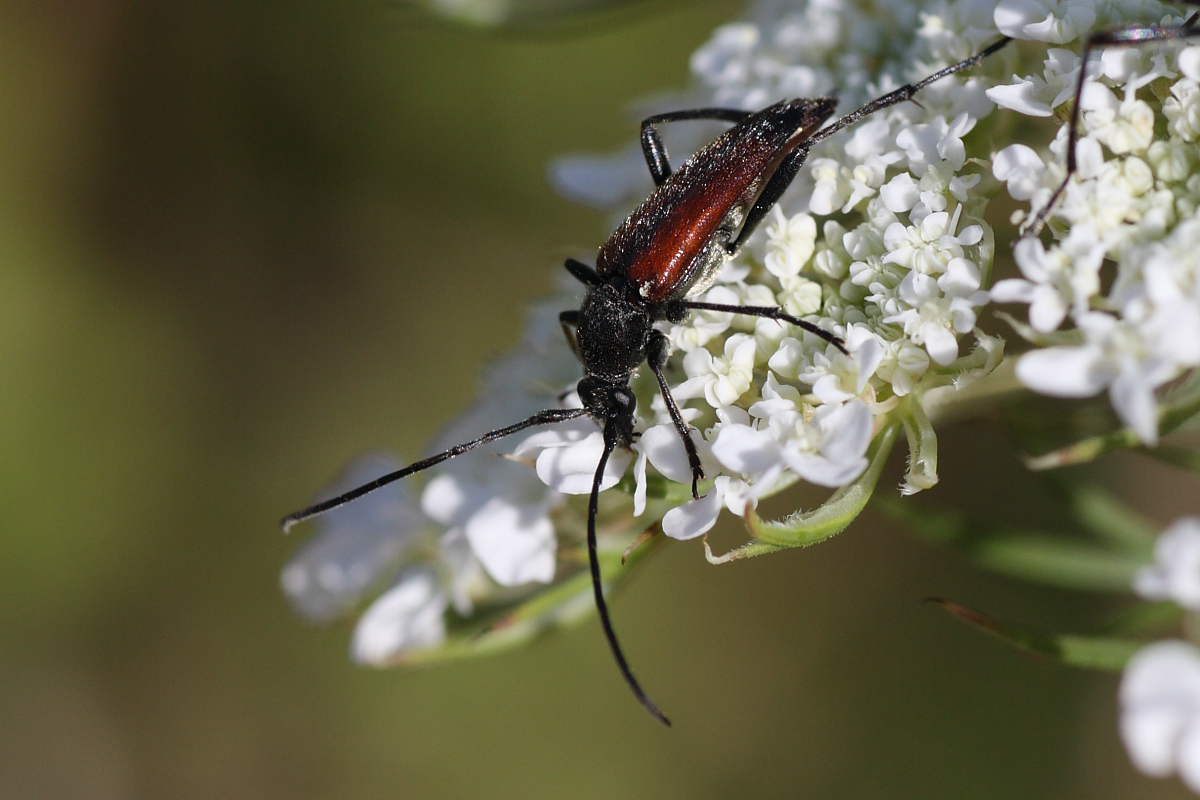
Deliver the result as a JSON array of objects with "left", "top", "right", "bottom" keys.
[
  {"left": 612, "top": 388, "right": 636, "bottom": 413},
  {"left": 576, "top": 376, "right": 602, "bottom": 407}
]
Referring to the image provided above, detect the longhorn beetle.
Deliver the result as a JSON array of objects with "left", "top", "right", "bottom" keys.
[
  {"left": 283, "top": 34, "right": 1011, "bottom": 726},
  {"left": 1024, "top": 0, "right": 1200, "bottom": 235}
]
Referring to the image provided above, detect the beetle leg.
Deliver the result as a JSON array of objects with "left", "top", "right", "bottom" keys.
[
  {"left": 646, "top": 331, "right": 704, "bottom": 500},
  {"left": 640, "top": 108, "right": 752, "bottom": 185},
  {"left": 680, "top": 301, "right": 847, "bottom": 355},
  {"left": 559, "top": 310, "right": 581, "bottom": 357},
  {"left": 806, "top": 37, "right": 1012, "bottom": 149},
  {"left": 1024, "top": 7, "right": 1200, "bottom": 236},
  {"left": 722, "top": 38, "right": 1013, "bottom": 254},
  {"left": 728, "top": 145, "right": 810, "bottom": 255},
  {"left": 564, "top": 258, "right": 601, "bottom": 286}
]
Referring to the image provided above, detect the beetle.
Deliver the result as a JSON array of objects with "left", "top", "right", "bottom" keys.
[
  {"left": 282, "top": 35, "right": 1012, "bottom": 726},
  {"left": 1022, "top": 1, "right": 1200, "bottom": 235}
]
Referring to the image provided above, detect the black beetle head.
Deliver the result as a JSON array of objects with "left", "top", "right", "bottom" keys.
[{"left": 577, "top": 375, "right": 638, "bottom": 446}]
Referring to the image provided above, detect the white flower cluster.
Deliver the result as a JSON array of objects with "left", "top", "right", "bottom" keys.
[
  {"left": 546, "top": 0, "right": 1021, "bottom": 532},
  {"left": 282, "top": 0, "right": 1198, "bottom": 701},
  {"left": 282, "top": 298, "right": 585, "bottom": 664},
  {"left": 1122, "top": 518, "right": 1200, "bottom": 793},
  {"left": 284, "top": 0, "right": 1017, "bottom": 661},
  {"left": 988, "top": 0, "right": 1200, "bottom": 442}
]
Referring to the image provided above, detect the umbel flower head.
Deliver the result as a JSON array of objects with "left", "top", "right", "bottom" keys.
[
  {"left": 283, "top": 0, "right": 1200, "bottom": 754},
  {"left": 985, "top": 0, "right": 1200, "bottom": 443}
]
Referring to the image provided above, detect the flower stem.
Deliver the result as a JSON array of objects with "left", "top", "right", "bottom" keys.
[{"left": 923, "top": 355, "right": 1024, "bottom": 426}]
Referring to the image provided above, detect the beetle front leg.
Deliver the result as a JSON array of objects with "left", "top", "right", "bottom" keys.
[
  {"left": 679, "top": 301, "right": 847, "bottom": 354},
  {"left": 639, "top": 108, "right": 751, "bottom": 185},
  {"left": 646, "top": 331, "right": 704, "bottom": 499}
]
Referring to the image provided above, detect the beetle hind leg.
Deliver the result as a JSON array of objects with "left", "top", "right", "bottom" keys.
[
  {"left": 639, "top": 108, "right": 752, "bottom": 185},
  {"left": 727, "top": 145, "right": 810, "bottom": 256},
  {"left": 805, "top": 37, "right": 1012, "bottom": 151}
]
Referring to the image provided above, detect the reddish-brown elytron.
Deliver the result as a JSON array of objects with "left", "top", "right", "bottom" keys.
[{"left": 600, "top": 99, "right": 836, "bottom": 303}]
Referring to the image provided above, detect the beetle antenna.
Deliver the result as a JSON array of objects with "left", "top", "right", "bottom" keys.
[
  {"left": 281, "top": 407, "right": 587, "bottom": 532},
  {"left": 589, "top": 420, "right": 671, "bottom": 726}
]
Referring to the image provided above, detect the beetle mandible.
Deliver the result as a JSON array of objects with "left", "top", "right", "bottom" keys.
[{"left": 283, "top": 34, "right": 1012, "bottom": 726}]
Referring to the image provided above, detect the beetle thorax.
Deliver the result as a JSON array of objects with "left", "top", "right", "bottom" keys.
[{"left": 576, "top": 282, "right": 652, "bottom": 382}]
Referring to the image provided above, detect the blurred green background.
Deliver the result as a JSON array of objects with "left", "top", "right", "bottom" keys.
[{"left": 3, "top": 1, "right": 1196, "bottom": 797}]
